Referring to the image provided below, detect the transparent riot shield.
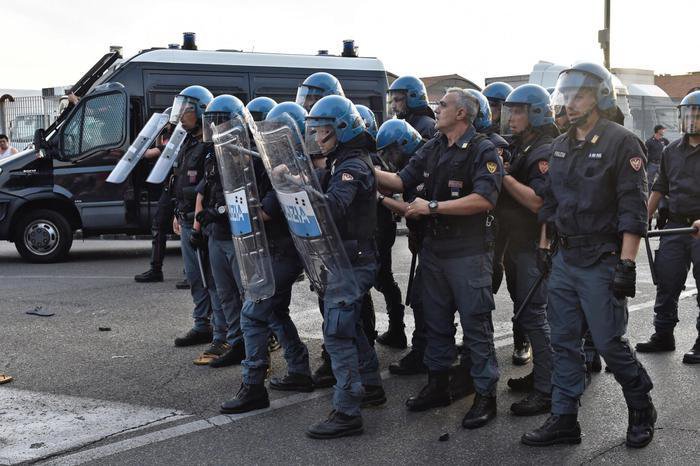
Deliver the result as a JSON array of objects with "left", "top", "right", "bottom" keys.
[
  {"left": 211, "top": 116, "right": 275, "bottom": 302},
  {"left": 146, "top": 122, "right": 188, "bottom": 184},
  {"left": 107, "top": 110, "right": 171, "bottom": 184},
  {"left": 251, "top": 114, "right": 359, "bottom": 305}
]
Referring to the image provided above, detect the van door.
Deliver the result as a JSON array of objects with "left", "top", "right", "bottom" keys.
[{"left": 53, "top": 82, "right": 131, "bottom": 232}]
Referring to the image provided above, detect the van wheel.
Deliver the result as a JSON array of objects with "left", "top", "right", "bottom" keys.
[{"left": 14, "top": 209, "right": 73, "bottom": 263}]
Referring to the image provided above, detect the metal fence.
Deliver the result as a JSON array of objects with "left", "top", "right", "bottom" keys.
[{"left": 0, "top": 95, "right": 62, "bottom": 148}]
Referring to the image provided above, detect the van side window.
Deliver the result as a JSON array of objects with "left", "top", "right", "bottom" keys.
[{"left": 62, "top": 92, "right": 127, "bottom": 158}]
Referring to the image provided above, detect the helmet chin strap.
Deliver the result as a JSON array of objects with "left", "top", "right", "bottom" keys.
[{"left": 570, "top": 107, "right": 593, "bottom": 128}]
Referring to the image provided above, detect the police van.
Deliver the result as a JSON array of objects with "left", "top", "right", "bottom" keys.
[{"left": 0, "top": 42, "right": 389, "bottom": 262}]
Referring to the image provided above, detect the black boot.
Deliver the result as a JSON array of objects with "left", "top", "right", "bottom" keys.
[
  {"left": 269, "top": 373, "right": 314, "bottom": 392},
  {"left": 626, "top": 402, "right": 657, "bottom": 448},
  {"left": 682, "top": 336, "right": 700, "bottom": 364},
  {"left": 507, "top": 371, "right": 534, "bottom": 393},
  {"left": 461, "top": 393, "right": 497, "bottom": 429},
  {"left": 376, "top": 322, "right": 407, "bottom": 349},
  {"left": 521, "top": 414, "right": 581, "bottom": 446},
  {"left": 587, "top": 353, "right": 602, "bottom": 373},
  {"left": 389, "top": 348, "right": 427, "bottom": 376},
  {"left": 312, "top": 349, "right": 336, "bottom": 388},
  {"left": 512, "top": 339, "right": 532, "bottom": 366},
  {"left": 134, "top": 268, "right": 163, "bottom": 283},
  {"left": 220, "top": 383, "right": 270, "bottom": 414},
  {"left": 174, "top": 328, "right": 212, "bottom": 347},
  {"left": 209, "top": 343, "right": 246, "bottom": 368},
  {"left": 306, "top": 411, "right": 363, "bottom": 439},
  {"left": 511, "top": 390, "right": 552, "bottom": 416},
  {"left": 636, "top": 332, "right": 675, "bottom": 353},
  {"left": 448, "top": 364, "right": 475, "bottom": 401},
  {"left": 175, "top": 279, "right": 190, "bottom": 290},
  {"left": 405, "top": 370, "right": 451, "bottom": 412},
  {"left": 361, "top": 385, "right": 387, "bottom": 408}
]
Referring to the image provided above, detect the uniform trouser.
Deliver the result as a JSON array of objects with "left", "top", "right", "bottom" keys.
[
  {"left": 652, "top": 221, "right": 700, "bottom": 333},
  {"left": 409, "top": 263, "right": 427, "bottom": 352},
  {"left": 421, "top": 245, "right": 499, "bottom": 396},
  {"left": 241, "top": 249, "right": 310, "bottom": 385},
  {"left": 505, "top": 243, "right": 552, "bottom": 393},
  {"left": 208, "top": 237, "right": 244, "bottom": 346},
  {"left": 179, "top": 223, "right": 221, "bottom": 333},
  {"left": 548, "top": 252, "right": 653, "bottom": 414},
  {"left": 493, "top": 228, "right": 525, "bottom": 343},
  {"left": 319, "top": 293, "right": 376, "bottom": 348},
  {"left": 647, "top": 163, "right": 660, "bottom": 194},
  {"left": 151, "top": 190, "right": 173, "bottom": 271},
  {"left": 374, "top": 220, "right": 404, "bottom": 323},
  {"left": 323, "top": 262, "right": 381, "bottom": 417}
]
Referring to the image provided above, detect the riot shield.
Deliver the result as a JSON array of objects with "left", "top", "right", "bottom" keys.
[
  {"left": 146, "top": 122, "right": 188, "bottom": 184},
  {"left": 251, "top": 114, "right": 359, "bottom": 305},
  {"left": 211, "top": 116, "right": 275, "bottom": 302},
  {"left": 107, "top": 110, "right": 171, "bottom": 184}
]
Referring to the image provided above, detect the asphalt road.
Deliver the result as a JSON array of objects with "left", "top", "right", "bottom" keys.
[{"left": 0, "top": 236, "right": 698, "bottom": 465}]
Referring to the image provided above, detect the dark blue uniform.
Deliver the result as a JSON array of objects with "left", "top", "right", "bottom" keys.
[
  {"left": 499, "top": 132, "right": 553, "bottom": 393},
  {"left": 398, "top": 127, "right": 502, "bottom": 396},
  {"left": 406, "top": 110, "right": 437, "bottom": 140},
  {"left": 650, "top": 135, "right": 700, "bottom": 334},
  {"left": 538, "top": 117, "right": 653, "bottom": 414},
  {"left": 645, "top": 136, "right": 669, "bottom": 195},
  {"left": 240, "top": 155, "right": 311, "bottom": 385},
  {"left": 322, "top": 143, "right": 381, "bottom": 417}
]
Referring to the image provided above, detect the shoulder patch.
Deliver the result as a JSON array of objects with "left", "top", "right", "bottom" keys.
[
  {"left": 538, "top": 160, "right": 549, "bottom": 174},
  {"left": 486, "top": 161, "right": 497, "bottom": 174},
  {"left": 341, "top": 172, "right": 354, "bottom": 181},
  {"left": 629, "top": 157, "right": 643, "bottom": 172}
]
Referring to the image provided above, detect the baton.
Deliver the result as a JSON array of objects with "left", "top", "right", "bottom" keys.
[
  {"left": 643, "top": 226, "right": 697, "bottom": 286},
  {"left": 195, "top": 248, "right": 208, "bottom": 289},
  {"left": 405, "top": 252, "right": 417, "bottom": 306},
  {"left": 512, "top": 233, "right": 559, "bottom": 323}
]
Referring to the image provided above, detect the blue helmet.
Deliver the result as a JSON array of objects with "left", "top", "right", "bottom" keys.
[
  {"left": 679, "top": 90, "right": 700, "bottom": 135},
  {"left": 355, "top": 105, "right": 378, "bottom": 138},
  {"left": 503, "top": 84, "right": 554, "bottom": 129},
  {"left": 295, "top": 72, "right": 344, "bottom": 110},
  {"left": 306, "top": 95, "right": 365, "bottom": 144},
  {"left": 201, "top": 94, "right": 246, "bottom": 143},
  {"left": 266, "top": 101, "right": 308, "bottom": 136},
  {"left": 388, "top": 76, "right": 429, "bottom": 110},
  {"left": 376, "top": 119, "right": 423, "bottom": 154},
  {"left": 246, "top": 97, "right": 277, "bottom": 122},
  {"left": 551, "top": 62, "right": 617, "bottom": 112},
  {"left": 170, "top": 85, "right": 214, "bottom": 124},
  {"left": 465, "top": 89, "right": 492, "bottom": 131},
  {"left": 483, "top": 82, "right": 514, "bottom": 103}
]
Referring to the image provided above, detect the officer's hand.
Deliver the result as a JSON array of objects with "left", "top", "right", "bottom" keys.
[
  {"left": 189, "top": 230, "right": 206, "bottom": 250},
  {"left": 195, "top": 208, "right": 219, "bottom": 226},
  {"left": 272, "top": 164, "right": 290, "bottom": 181},
  {"left": 612, "top": 259, "right": 636, "bottom": 299},
  {"left": 692, "top": 220, "right": 700, "bottom": 239},
  {"left": 406, "top": 197, "right": 429, "bottom": 219},
  {"left": 172, "top": 217, "right": 181, "bottom": 235},
  {"left": 536, "top": 248, "right": 552, "bottom": 276}
]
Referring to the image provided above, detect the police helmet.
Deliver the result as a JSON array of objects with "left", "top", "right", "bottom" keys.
[
  {"left": 679, "top": 90, "right": 700, "bottom": 135},
  {"left": 246, "top": 97, "right": 277, "bottom": 122},
  {"left": 465, "top": 89, "right": 492, "bottom": 132},
  {"left": 376, "top": 119, "right": 423, "bottom": 154},
  {"left": 388, "top": 76, "right": 429, "bottom": 110},
  {"left": 355, "top": 105, "right": 378, "bottom": 138},
  {"left": 170, "top": 85, "right": 214, "bottom": 124},
  {"left": 266, "top": 101, "right": 308, "bottom": 137},
  {"left": 483, "top": 82, "right": 514, "bottom": 103},
  {"left": 501, "top": 84, "right": 554, "bottom": 136},
  {"left": 201, "top": 94, "right": 246, "bottom": 143},
  {"left": 295, "top": 72, "right": 345, "bottom": 110},
  {"left": 305, "top": 96, "right": 365, "bottom": 154},
  {"left": 551, "top": 62, "right": 617, "bottom": 112}
]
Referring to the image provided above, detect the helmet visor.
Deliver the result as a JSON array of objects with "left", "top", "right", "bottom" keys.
[
  {"left": 170, "top": 95, "right": 199, "bottom": 124},
  {"left": 295, "top": 85, "right": 325, "bottom": 111},
  {"left": 378, "top": 144, "right": 404, "bottom": 171},
  {"left": 550, "top": 70, "right": 601, "bottom": 109},
  {"left": 304, "top": 121, "right": 335, "bottom": 157},
  {"left": 500, "top": 104, "right": 530, "bottom": 137},
  {"left": 680, "top": 105, "right": 700, "bottom": 135},
  {"left": 202, "top": 112, "right": 237, "bottom": 143}
]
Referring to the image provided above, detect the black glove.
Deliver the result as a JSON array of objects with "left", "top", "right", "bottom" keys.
[
  {"left": 613, "top": 259, "right": 636, "bottom": 299},
  {"left": 536, "top": 248, "right": 552, "bottom": 276},
  {"left": 189, "top": 230, "right": 206, "bottom": 250},
  {"left": 195, "top": 208, "right": 219, "bottom": 226}
]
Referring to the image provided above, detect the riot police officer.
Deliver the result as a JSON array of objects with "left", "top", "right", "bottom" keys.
[
  {"left": 303, "top": 95, "right": 384, "bottom": 439},
  {"left": 193, "top": 95, "right": 248, "bottom": 367},
  {"left": 496, "top": 84, "right": 555, "bottom": 415},
  {"left": 524, "top": 63, "right": 655, "bottom": 448},
  {"left": 295, "top": 72, "right": 345, "bottom": 112},
  {"left": 166, "top": 86, "right": 224, "bottom": 350},
  {"left": 220, "top": 102, "right": 315, "bottom": 414},
  {"left": 376, "top": 88, "right": 502, "bottom": 429},
  {"left": 636, "top": 91, "right": 700, "bottom": 365},
  {"left": 246, "top": 97, "right": 277, "bottom": 122},
  {"left": 483, "top": 81, "right": 514, "bottom": 134},
  {"left": 357, "top": 104, "right": 407, "bottom": 350},
  {"left": 388, "top": 75, "right": 436, "bottom": 139}
]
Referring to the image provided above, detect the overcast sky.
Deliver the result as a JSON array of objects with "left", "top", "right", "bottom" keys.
[{"left": 3, "top": 0, "right": 696, "bottom": 90}]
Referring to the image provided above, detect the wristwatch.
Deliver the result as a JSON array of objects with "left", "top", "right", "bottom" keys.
[
  {"left": 217, "top": 205, "right": 227, "bottom": 215},
  {"left": 428, "top": 200, "right": 439, "bottom": 215}
]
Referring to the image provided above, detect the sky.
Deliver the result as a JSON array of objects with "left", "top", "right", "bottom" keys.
[{"left": 3, "top": 0, "right": 697, "bottom": 90}]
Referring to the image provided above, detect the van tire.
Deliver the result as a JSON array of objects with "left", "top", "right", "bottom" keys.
[{"left": 14, "top": 209, "right": 73, "bottom": 263}]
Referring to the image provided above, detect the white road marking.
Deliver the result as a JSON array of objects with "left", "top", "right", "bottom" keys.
[
  {"left": 36, "top": 289, "right": 698, "bottom": 465},
  {"left": 0, "top": 389, "right": 189, "bottom": 465}
]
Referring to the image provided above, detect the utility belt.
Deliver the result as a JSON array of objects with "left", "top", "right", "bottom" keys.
[
  {"left": 342, "top": 239, "right": 377, "bottom": 265},
  {"left": 558, "top": 233, "right": 619, "bottom": 249},
  {"left": 668, "top": 212, "right": 699, "bottom": 226},
  {"left": 425, "top": 213, "right": 493, "bottom": 240}
]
